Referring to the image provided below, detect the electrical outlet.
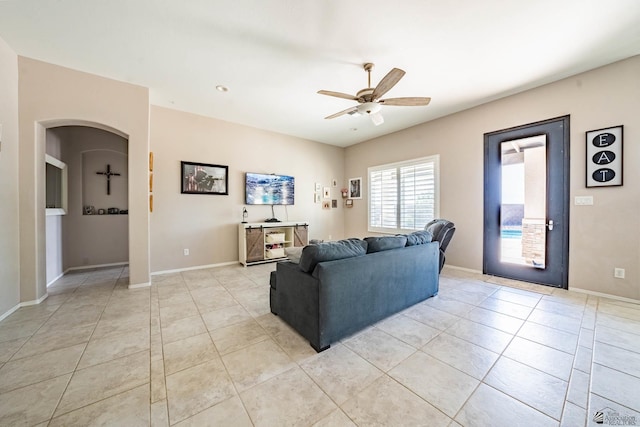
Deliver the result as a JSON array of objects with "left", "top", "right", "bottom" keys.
[
  {"left": 183, "top": 248, "right": 190, "bottom": 256},
  {"left": 614, "top": 268, "right": 625, "bottom": 279}
]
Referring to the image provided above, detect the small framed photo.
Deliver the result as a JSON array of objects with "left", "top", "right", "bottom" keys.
[
  {"left": 181, "top": 161, "right": 229, "bottom": 195},
  {"left": 315, "top": 183, "right": 322, "bottom": 193},
  {"left": 332, "top": 178, "right": 338, "bottom": 187},
  {"left": 322, "top": 201, "right": 330, "bottom": 209},
  {"left": 586, "top": 125, "right": 623, "bottom": 187},
  {"left": 331, "top": 199, "right": 337, "bottom": 208},
  {"left": 323, "top": 186, "right": 331, "bottom": 199},
  {"left": 345, "top": 199, "right": 354, "bottom": 208},
  {"left": 348, "top": 177, "right": 362, "bottom": 199},
  {"left": 314, "top": 193, "right": 321, "bottom": 203}
]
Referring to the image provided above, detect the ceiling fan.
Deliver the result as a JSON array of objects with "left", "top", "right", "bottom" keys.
[{"left": 318, "top": 63, "right": 431, "bottom": 126}]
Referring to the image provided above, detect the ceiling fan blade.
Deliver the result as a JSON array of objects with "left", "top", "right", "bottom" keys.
[
  {"left": 371, "top": 68, "right": 405, "bottom": 100},
  {"left": 317, "top": 90, "right": 358, "bottom": 101},
  {"left": 325, "top": 106, "right": 358, "bottom": 119},
  {"left": 379, "top": 97, "right": 431, "bottom": 106}
]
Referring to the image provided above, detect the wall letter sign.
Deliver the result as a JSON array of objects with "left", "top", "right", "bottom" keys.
[{"left": 586, "top": 125, "right": 623, "bottom": 187}]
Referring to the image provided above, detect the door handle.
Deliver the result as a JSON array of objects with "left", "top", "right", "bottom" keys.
[{"left": 546, "top": 220, "right": 554, "bottom": 231}]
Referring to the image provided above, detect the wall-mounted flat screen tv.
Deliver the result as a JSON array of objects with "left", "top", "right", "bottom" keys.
[{"left": 245, "top": 172, "right": 295, "bottom": 205}]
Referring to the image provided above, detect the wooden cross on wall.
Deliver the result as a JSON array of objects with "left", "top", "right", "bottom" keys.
[{"left": 96, "top": 164, "right": 121, "bottom": 195}]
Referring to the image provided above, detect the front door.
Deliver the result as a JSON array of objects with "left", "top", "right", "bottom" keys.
[{"left": 483, "top": 116, "right": 570, "bottom": 288}]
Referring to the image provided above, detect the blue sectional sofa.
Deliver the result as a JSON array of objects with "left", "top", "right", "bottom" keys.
[{"left": 269, "top": 234, "right": 440, "bottom": 352}]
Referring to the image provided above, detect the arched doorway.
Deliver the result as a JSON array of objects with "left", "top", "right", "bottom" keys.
[{"left": 45, "top": 125, "right": 129, "bottom": 285}]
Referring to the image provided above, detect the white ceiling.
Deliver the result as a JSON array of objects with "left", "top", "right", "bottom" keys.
[{"left": 1, "top": 0, "right": 639, "bottom": 147}]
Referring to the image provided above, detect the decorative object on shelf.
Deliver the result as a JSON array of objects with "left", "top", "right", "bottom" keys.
[
  {"left": 149, "top": 152, "right": 154, "bottom": 171},
  {"left": 341, "top": 188, "right": 348, "bottom": 198},
  {"left": 181, "top": 161, "right": 229, "bottom": 195},
  {"left": 84, "top": 205, "right": 95, "bottom": 215},
  {"left": 586, "top": 125, "right": 623, "bottom": 187},
  {"left": 345, "top": 199, "right": 354, "bottom": 208},
  {"left": 331, "top": 199, "right": 337, "bottom": 208},
  {"left": 314, "top": 193, "right": 321, "bottom": 203},
  {"left": 108, "top": 207, "right": 119, "bottom": 214},
  {"left": 242, "top": 207, "right": 248, "bottom": 223},
  {"left": 98, "top": 208, "right": 106, "bottom": 215},
  {"left": 348, "top": 177, "right": 362, "bottom": 199},
  {"left": 322, "top": 201, "right": 330, "bottom": 209},
  {"left": 323, "top": 186, "right": 330, "bottom": 199},
  {"left": 96, "top": 164, "right": 121, "bottom": 195}
]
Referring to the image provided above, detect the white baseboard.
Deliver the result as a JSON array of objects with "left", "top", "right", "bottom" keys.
[
  {"left": 65, "top": 262, "right": 128, "bottom": 273},
  {"left": 151, "top": 261, "right": 238, "bottom": 276},
  {"left": 570, "top": 287, "right": 640, "bottom": 304},
  {"left": 128, "top": 282, "right": 151, "bottom": 289},
  {"left": 0, "top": 303, "right": 21, "bottom": 322},
  {"left": 444, "top": 264, "right": 483, "bottom": 275},
  {"left": 447, "top": 265, "right": 639, "bottom": 304},
  {"left": 0, "top": 293, "right": 49, "bottom": 321},
  {"left": 46, "top": 272, "right": 65, "bottom": 288}
]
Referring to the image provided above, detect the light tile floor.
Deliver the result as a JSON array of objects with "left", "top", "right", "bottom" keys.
[{"left": 1, "top": 264, "right": 639, "bottom": 426}]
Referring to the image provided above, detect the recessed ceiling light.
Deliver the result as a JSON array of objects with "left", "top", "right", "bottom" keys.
[{"left": 215, "top": 85, "right": 229, "bottom": 92}]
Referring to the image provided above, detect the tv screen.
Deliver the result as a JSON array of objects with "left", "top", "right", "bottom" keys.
[{"left": 245, "top": 172, "right": 295, "bottom": 205}]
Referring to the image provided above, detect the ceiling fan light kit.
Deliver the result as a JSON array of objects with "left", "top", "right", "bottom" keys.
[{"left": 318, "top": 62, "right": 431, "bottom": 126}]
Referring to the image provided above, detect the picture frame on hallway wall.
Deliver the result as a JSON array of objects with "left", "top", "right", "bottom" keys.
[
  {"left": 181, "top": 161, "right": 229, "bottom": 195},
  {"left": 348, "top": 177, "right": 362, "bottom": 199},
  {"left": 585, "top": 125, "right": 623, "bottom": 188}
]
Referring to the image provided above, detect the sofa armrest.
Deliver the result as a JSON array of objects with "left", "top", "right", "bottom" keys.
[{"left": 273, "top": 261, "right": 323, "bottom": 350}]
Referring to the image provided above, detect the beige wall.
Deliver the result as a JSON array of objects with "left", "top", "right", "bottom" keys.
[
  {"left": 18, "top": 57, "right": 150, "bottom": 299},
  {"left": 150, "top": 106, "right": 345, "bottom": 272},
  {"left": 345, "top": 56, "right": 640, "bottom": 300},
  {"left": 0, "top": 37, "right": 20, "bottom": 316}
]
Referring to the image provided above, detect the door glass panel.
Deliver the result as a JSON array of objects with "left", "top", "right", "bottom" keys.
[{"left": 500, "top": 135, "right": 547, "bottom": 268}]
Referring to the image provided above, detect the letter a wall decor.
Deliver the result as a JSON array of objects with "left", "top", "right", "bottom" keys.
[{"left": 586, "top": 125, "right": 623, "bottom": 187}]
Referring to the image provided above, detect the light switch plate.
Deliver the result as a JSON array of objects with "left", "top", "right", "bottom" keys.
[{"left": 575, "top": 196, "right": 593, "bottom": 206}]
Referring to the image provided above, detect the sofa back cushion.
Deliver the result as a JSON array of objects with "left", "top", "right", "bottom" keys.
[
  {"left": 405, "top": 230, "right": 433, "bottom": 246},
  {"left": 364, "top": 235, "right": 408, "bottom": 253},
  {"left": 299, "top": 239, "right": 367, "bottom": 273}
]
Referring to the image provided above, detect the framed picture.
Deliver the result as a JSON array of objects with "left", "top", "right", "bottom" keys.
[
  {"left": 586, "top": 125, "right": 623, "bottom": 187},
  {"left": 323, "top": 186, "right": 331, "bottom": 199},
  {"left": 322, "top": 201, "right": 330, "bottom": 209},
  {"left": 331, "top": 199, "right": 337, "bottom": 208},
  {"left": 181, "top": 161, "right": 229, "bottom": 195},
  {"left": 314, "top": 193, "right": 321, "bottom": 203},
  {"left": 332, "top": 178, "right": 338, "bottom": 187},
  {"left": 345, "top": 199, "right": 354, "bottom": 208},
  {"left": 315, "top": 183, "right": 322, "bottom": 193},
  {"left": 348, "top": 177, "right": 362, "bottom": 199}
]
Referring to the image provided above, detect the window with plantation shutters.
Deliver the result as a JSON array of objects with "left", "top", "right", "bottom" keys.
[{"left": 368, "top": 155, "right": 439, "bottom": 234}]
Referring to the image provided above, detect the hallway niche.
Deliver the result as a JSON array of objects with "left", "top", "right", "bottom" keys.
[{"left": 45, "top": 126, "right": 129, "bottom": 285}]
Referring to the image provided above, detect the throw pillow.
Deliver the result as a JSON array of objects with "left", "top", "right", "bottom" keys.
[
  {"left": 405, "top": 230, "right": 433, "bottom": 246},
  {"left": 364, "top": 235, "right": 408, "bottom": 253},
  {"left": 298, "top": 239, "right": 367, "bottom": 273}
]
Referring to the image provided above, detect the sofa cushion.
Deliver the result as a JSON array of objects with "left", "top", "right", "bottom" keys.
[
  {"left": 364, "top": 235, "right": 408, "bottom": 253},
  {"left": 405, "top": 230, "right": 433, "bottom": 246},
  {"left": 299, "top": 239, "right": 367, "bottom": 273},
  {"left": 284, "top": 246, "right": 303, "bottom": 264}
]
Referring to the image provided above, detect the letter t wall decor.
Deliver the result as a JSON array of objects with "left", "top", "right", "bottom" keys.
[{"left": 586, "top": 125, "right": 623, "bottom": 187}]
